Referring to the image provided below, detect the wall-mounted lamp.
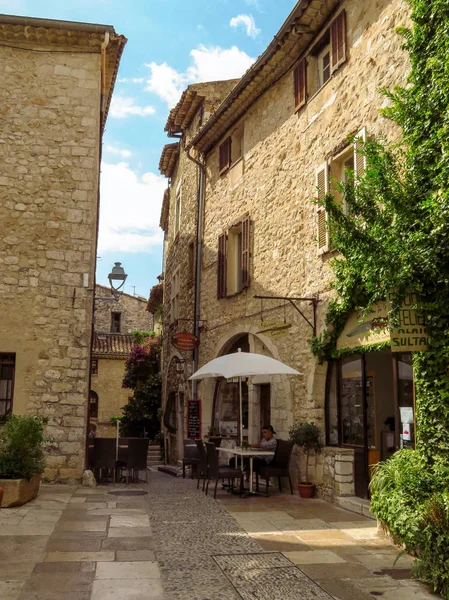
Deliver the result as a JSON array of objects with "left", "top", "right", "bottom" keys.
[{"left": 108, "top": 262, "right": 127, "bottom": 297}]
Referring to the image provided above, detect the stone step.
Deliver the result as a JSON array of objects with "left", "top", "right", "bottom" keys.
[
  {"left": 335, "top": 495, "right": 375, "bottom": 520},
  {"left": 147, "top": 460, "right": 162, "bottom": 466},
  {"left": 157, "top": 465, "right": 180, "bottom": 477}
]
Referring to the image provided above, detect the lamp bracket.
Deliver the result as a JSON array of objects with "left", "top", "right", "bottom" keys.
[{"left": 253, "top": 295, "right": 319, "bottom": 336}]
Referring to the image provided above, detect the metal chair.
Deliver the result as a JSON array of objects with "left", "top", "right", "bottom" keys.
[
  {"left": 93, "top": 438, "right": 117, "bottom": 482},
  {"left": 195, "top": 439, "right": 208, "bottom": 491},
  {"left": 205, "top": 441, "right": 243, "bottom": 499},
  {"left": 182, "top": 439, "right": 200, "bottom": 479},
  {"left": 126, "top": 438, "right": 150, "bottom": 484},
  {"left": 255, "top": 439, "right": 294, "bottom": 497}
]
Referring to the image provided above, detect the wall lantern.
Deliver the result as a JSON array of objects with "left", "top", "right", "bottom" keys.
[{"left": 108, "top": 262, "right": 127, "bottom": 296}]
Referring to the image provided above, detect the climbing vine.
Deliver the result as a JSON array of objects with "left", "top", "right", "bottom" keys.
[{"left": 310, "top": 2, "right": 449, "bottom": 593}]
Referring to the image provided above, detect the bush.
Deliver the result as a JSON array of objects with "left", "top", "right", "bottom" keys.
[{"left": 0, "top": 415, "right": 50, "bottom": 480}]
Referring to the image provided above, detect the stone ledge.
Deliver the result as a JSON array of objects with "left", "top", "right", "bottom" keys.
[{"left": 335, "top": 495, "right": 375, "bottom": 520}]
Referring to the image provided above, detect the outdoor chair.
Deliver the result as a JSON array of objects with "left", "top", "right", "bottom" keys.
[
  {"left": 93, "top": 438, "right": 117, "bottom": 483},
  {"left": 255, "top": 439, "right": 294, "bottom": 497},
  {"left": 208, "top": 436, "right": 222, "bottom": 448},
  {"left": 204, "top": 441, "right": 243, "bottom": 499},
  {"left": 195, "top": 439, "right": 208, "bottom": 491},
  {"left": 182, "top": 439, "right": 200, "bottom": 479},
  {"left": 126, "top": 438, "right": 150, "bottom": 484}
]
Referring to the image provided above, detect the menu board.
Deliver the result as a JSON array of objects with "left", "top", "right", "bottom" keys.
[{"left": 187, "top": 399, "right": 201, "bottom": 439}]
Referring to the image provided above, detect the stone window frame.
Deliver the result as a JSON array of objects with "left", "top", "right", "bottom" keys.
[
  {"left": 293, "top": 9, "right": 346, "bottom": 112},
  {"left": 218, "top": 124, "right": 244, "bottom": 176},
  {"left": 111, "top": 311, "right": 122, "bottom": 333},
  {"left": 0, "top": 353, "right": 15, "bottom": 422},
  {"left": 217, "top": 213, "right": 251, "bottom": 299},
  {"left": 89, "top": 390, "right": 99, "bottom": 420}
]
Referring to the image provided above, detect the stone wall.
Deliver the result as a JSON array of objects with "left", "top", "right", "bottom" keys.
[
  {"left": 0, "top": 42, "right": 102, "bottom": 482},
  {"left": 195, "top": 0, "right": 410, "bottom": 496},
  {"left": 90, "top": 358, "right": 131, "bottom": 438},
  {"left": 94, "top": 284, "right": 153, "bottom": 333}
]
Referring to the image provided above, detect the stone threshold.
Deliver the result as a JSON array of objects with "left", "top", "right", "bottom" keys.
[{"left": 334, "top": 495, "right": 375, "bottom": 520}]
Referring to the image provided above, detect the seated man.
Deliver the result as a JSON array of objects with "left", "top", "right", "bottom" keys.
[{"left": 252, "top": 425, "right": 277, "bottom": 471}]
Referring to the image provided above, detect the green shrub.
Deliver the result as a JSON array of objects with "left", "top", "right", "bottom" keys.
[{"left": 0, "top": 415, "right": 50, "bottom": 480}]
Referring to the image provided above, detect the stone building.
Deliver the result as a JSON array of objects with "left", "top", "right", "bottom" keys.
[
  {"left": 158, "top": 81, "right": 238, "bottom": 463},
  {"left": 0, "top": 15, "right": 126, "bottom": 482},
  {"left": 160, "top": 0, "right": 413, "bottom": 502},
  {"left": 89, "top": 284, "right": 153, "bottom": 438}
]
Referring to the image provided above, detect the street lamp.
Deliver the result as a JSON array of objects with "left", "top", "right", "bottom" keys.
[{"left": 108, "top": 262, "right": 127, "bottom": 297}]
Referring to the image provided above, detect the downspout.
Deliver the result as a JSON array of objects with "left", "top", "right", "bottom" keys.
[
  {"left": 85, "top": 31, "right": 110, "bottom": 468},
  {"left": 186, "top": 147, "right": 205, "bottom": 400}
]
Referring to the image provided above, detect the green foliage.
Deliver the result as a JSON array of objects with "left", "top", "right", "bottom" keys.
[
  {"left": 120, "top": 337, "right": 161, "bottom": 439},
  {"left": 289, "top": 422, "right": 322, "bottom": 484},
  {"left": 0, "top": 415, "right": 51, "bottom": 480},
  {"left": 309, "top": 2, "right": 449, "bottom": 593}
]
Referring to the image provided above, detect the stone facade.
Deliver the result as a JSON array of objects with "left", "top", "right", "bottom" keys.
[
  {"left": 159, "top": 0, "right": 410, "bottom": 499},
  {"left": 0, "top": 16, "right": 126, "bottom": 482},
  {"left": 94, "top": 284, "right": 153, "bottom": 334}
]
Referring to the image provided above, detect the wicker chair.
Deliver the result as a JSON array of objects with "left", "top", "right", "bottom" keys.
[
  {"left": 182, "top": 439, "right": 200, "bottom": 479},
  {"left": 93, "top": 438, "right": 117, "bottom": 482},
  {"left": 205, "top": 441, "right": 243, "bottom": 499},
  {"left": 255, "top": 439, "right": 294, "bottom": 497},
  {"left": 126, "top": 438, "right": 150, "bottom": 484}
]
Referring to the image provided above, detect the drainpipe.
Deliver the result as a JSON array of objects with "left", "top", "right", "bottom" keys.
[{"left": 186, "top": 148, "right": 205, "bottom": 400}]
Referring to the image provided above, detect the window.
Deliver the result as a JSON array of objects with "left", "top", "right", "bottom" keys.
[
  {"left": 218, "top": 125, "right": 244, "bottom": 175},
  {"left": 174, "top": 188, "right": 181, "bottom": 235},
  {"left": 217, "top": 214, "right": 250, "bottom": 298},
  {"left": 91, "top": 359, "right": 98, "bottom": 375},
  {"left": 0, "top": 353, "right": 15, "bottom": 421},
  {"left": 111, "top": 312, "right": 121, "bottom": 333},
  {"left": 316, "top": 127, "right": 367, "bottom": 253},
  {"left": 170, "top": 268, "right": 180, "bottom": 321},
  {"left": 89, "top": 390, "right": 98, "bottom": 419},
  {"left": 293, "top": 10, "right": 346, "bottom": 107}
]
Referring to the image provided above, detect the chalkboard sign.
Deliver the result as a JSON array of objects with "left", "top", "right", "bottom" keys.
[{"left": 187, "top": 400, "right": 201, "bottom": 439}]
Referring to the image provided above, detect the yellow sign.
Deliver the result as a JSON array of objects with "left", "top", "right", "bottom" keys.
[
  {"left": 257, "top": 321, "right": 291, "bottom": 338},
  {"left": 337, "top": 303, "right": 389, "bottom": 350},
  {"left": 388, "top": 293, "right": 429, "bottom": 352}
]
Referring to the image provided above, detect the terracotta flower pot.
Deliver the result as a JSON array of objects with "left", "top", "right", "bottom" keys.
[
  {"left": 0, "top": 487, "right": 4, "bottom": 508},
  {"left": 298, "top": 482, "right": 315, "bottom": 498}
]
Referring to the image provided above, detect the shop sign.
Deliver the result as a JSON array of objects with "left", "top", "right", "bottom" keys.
[
  {"left": 186, "top": 399, "right": 201, "bottom": 439},
  {"left": 337, "top": 302, "right": 389, "bottom": 350},
  {"left": 257, "top": 321, "right": 291, "bottom": 338},
  {"left": 388, "top": 292, "right": 429, "bottom": 352},
  {"left": 171, "top": 332, "right": 199, "bottom": 351}
]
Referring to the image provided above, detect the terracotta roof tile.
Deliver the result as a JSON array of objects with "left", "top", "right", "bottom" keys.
[{"left": 92, "top": 333, "right": 134, "bottom": 357}]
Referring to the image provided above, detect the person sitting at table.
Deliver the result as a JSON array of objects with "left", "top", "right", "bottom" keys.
[{"left": 251, "top": 425, "right": 277, "bottom": 469}]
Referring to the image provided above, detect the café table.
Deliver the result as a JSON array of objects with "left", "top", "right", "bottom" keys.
[{"left": 217, "top": 447, "right": 275, "bottom": 495}]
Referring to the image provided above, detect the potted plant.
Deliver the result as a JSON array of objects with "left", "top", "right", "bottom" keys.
[
  {"left": 0, "top": 415, "right": 50, "bottom": 507},
  {"left": 289, "top": 421, "right": 323, "bottom": 498}
]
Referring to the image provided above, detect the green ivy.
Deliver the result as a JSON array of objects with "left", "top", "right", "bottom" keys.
[{"left": 310, "top": 1, "right": 449, "bottom": 594}]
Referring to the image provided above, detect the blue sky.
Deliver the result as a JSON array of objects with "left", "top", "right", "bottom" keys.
[{"left": 3, "top": 0, "right": 296, "bottom": 297}]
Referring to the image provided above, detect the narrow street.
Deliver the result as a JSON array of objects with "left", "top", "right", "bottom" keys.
[{"left": 0, "top": 472, "right": 434, "bottom": 600}]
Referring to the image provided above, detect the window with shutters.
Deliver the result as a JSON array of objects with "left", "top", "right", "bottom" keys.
[
  {"left": 330, "top": 128, "right": 367, "bottom": 215},
  {"left": 0, "top": 353, "right": 15, "bottom": 422},
  {"left": 294, "top": 10, "right": 346, "bottom": 105},
  {"left": 219, "top": 137, "right": 232, "bottom": 175},
  {"left": 316, "top": 163, "right": 330, "bottom": 254},
  {"left": 170, "top": 268, "right": 180, "bottom": 321},
  {"left": 89, "top": 390, "right": 98, "bottom": 419},
  {"left": 219, "top": 125, "right": 244, "bottom": 176},
  {"left": 217, "top": 214, "right": 250, "bottom": 298}
]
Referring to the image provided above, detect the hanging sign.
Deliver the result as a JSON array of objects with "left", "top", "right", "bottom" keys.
[
  {"left": 337, "top": 302, "right": 389, "bottom": 350},
  {"left": 171, "top": 332, "right": 199, "bottom": 351},
  {"left": 187, "top": 399, "right": 201, "bottom": 439},
  {"left": 256, "top": 321, "right": 291, "bottom": 338},
  {"left": 388, "top": 293, "right": 429, "bottom": 352}
]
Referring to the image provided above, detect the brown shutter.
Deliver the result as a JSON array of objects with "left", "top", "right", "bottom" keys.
[
  {"left": 293, "top": 58, "right": 307, "bottom": 111},
  {"left": 354, "top": 127, "right": 367, "bottom": 180},
  {"left": 316, "top": 163, "right": 330, "bottom": 253},
  {"left": 241, "top": 214, "right": 250, "bottom": 289},
  {"left": 330, "top": 10, "right": 346, "bottom": 73},
  {"left": 219, "top": 137, "right": 232, "bottom": 174},
  {"left": 217, "top": 233, "right": 227, "bottom": 298}
]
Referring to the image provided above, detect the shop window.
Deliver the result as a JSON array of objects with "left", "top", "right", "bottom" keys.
[
  {"left": 340, "top": 355, "right": 364, "bottom": 446},
  {"left": 217, "top": 214, "right": 250, "bottom": 298},
  {"left": 89, "top": 390, "right": 98, "bottom": 419},
  {"left": 0, "top": 353, "right": 15, "bottom": 421},
  {"left": 91, "top": 359, "right": 98, "bottom": 375},
  {"left": 111, "top": 312, "right": 121, "bottom": 333},
  {"left": 170, "top": 268, "right": 180, "bottom": 321}
]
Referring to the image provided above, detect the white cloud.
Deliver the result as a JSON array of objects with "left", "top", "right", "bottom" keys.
[
  {"left": 98, "top": 162, "right": 166, "bottom": 253},
  {"left": 105, "top": 145, "right": 132, "bottom": 158},
  {"left": 117, "top": 77, "right": 145, "bottom": 84},
  {"left": 109, "top": 96, "right": 155, "bottom": 118},
  {"left": 230, "top": 14, "right": 260, "bottom": 38},
  {"left": 146, "top": 45, "right": 254, "bottom": 106}
]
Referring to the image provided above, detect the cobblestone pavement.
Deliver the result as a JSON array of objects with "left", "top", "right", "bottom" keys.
[{"left": 0, "top": 471, "right": 437, "bottom": 600}]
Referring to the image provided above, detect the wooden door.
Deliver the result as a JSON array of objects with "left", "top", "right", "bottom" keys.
[{"left": 259, "top": 384, "right": 271, "bottom": 430}]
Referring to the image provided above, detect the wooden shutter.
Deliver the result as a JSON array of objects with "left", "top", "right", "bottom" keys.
[
  {"left": 330, "top": 10, "right": 346, "bottom": 73},
  {"left": 241, "top": 214, "right": 250, "bottom": 289},
  {"left": 293, "top": 58, "right": 307, "bottom": 111},
  {"left": 219, "top": 137, "right": 232, "bottom": 174},
  {"left": 316, "top": 163, "right": 330, "bottom": 253},
  {"left": 217, "top": 232, "right": 227, "bottom": 298},
  {"left": 354, "top": 127, "right": 367, "bottom": 179}
]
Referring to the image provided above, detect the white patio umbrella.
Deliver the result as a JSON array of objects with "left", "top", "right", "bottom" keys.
[{"left": 189, "top": 349, "right": 302, "bottom": 446}]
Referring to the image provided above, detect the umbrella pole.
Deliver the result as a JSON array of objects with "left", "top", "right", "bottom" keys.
[{"left": 239, "top": 376, "right": 244, "bottom": 471}]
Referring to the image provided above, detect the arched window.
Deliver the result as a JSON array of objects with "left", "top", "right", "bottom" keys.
[{"left": 89, "top": 390, "right": 98, "bottom": 419}]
